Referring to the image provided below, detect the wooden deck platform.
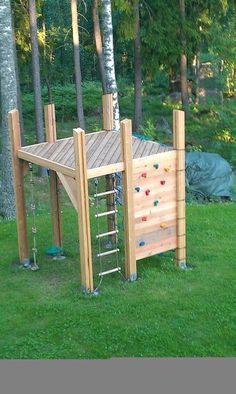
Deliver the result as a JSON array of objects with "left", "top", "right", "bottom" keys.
[{"left": 18, "top": 130, "right": 172, "bottom": 178}]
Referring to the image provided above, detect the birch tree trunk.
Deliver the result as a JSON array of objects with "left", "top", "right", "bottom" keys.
[
  {"left": 28, "top": 0, "right": 45, "bottom": 145},
  {"left": 101, "top": 0, "right": 120, "bottom": 131},
  {"left": 0, "top": 0, "right": 17, "bottom": 219},
  {"left": 71, "top": 0, "right": 85, "bottom": 129},
  {"left": 133, "top": 0, "right": 142, "bottom": 132}
]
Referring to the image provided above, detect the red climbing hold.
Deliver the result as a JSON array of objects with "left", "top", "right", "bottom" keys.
[
  {"left": 142, "top": 216, "right": 148, "bottom": 222},
  {"left": 141, "top": 172, "right": 147, "bottom": 178},
  {"left": 145, "top": 189, "right": 150, "bottom": 196},
  {"left": 161, "top": 180, "right": 166, "bottom": 185}
]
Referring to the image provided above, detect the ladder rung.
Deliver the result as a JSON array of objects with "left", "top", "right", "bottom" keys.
[
  {"left": 96, "top": 230, "right": 119, "bottom": 239},
  {"left": 94, "top": 190, "right": 116, "bottom": 198},
  {"left": 95, "top": 210, "right": 118, "bottom": 218},
  {"left": 97, "top": 248, "right": 120, "bottom": 258},
  {"left": 98, "top": 267, "right": 121, "bottom": 277}
]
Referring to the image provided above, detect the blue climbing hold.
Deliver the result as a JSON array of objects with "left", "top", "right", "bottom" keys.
[
  {"left": 139, "top": 241, "right": 146, "bottom": 247},
  {"left": 153, "top": 163, "right": 159, "bottom": 169},
  {"left": 135, "top": 186, "right": 141, "bottom": 192},
  {"left": 154, "top": 200, "right": 159, "bottom": 206}
]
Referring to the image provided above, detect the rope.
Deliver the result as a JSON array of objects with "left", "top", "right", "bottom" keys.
[{"left": 29, "top": 163, "right": 39, "bottom": 271}]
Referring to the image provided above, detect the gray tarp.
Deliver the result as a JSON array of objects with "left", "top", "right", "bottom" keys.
[
  {"left": 115, "top": 150, "right": 234, "bottom": 203},
  {"left": 186, "top": 152, "right": 234, "bottom": 197}
]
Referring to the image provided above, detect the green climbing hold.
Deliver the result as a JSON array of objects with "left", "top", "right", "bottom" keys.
[
  {"left": 153, "top": 164, "right": 159, "bottom": 169},
  {"left": 154, "top": 200, "right": 159, "bottom": 206},
  {"left": 45, "top": 246, "right": 62, "bottom": 257}
]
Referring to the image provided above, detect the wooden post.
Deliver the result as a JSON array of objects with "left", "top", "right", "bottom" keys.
[
  {"left": 8, "top": 110, "right": 29, "bottom": 265},
  {"left": 121, "top": 119, "right": 137, "bottom": 281},
  {"left": 102, "top": 94, "right": 116, "bottom": 244},
  {"left": 173, "top": 110, "right": 186, "bottom": 268},
  {"left": 102, "top": 93, "right": 113, "bottom": 131},
  {"left": 74, "top": 128, "right": 94, "bottom": 293},
  {"left": 44, "top": 104, "right": 62, "bottom": 248}
]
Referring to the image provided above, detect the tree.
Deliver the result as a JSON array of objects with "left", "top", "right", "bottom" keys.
[
  {"left": 101, "top": 0, "right": 120, "bottom": 131},
  {"left": 0, "top": 0, "right": 17, "bottom": 219},
  {"left": 28, "top": 0, "right": 45, "bottom": 147},
  {"left": 93, "top": 0, "right": 107, "bottom": 94},
  {"left": 71, "top": 0, "right": 85, "bottom": 129},
  {"left": 133, "top": 0, "right": 142, "bottom": 132},
  {"left": 179, "top": 0, "right": 189, "bottom": 111}
]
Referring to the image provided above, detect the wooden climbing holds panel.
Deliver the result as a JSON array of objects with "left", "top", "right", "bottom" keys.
[{"left": 133, "top": 150, "right": 177, "bottom": 260}]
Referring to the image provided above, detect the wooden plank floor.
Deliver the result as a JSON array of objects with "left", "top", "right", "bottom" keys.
[{"left": 18, "top": 131, "right": 173, "bottom": 176}]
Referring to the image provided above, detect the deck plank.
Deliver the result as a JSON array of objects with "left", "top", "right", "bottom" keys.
[
  {"left": 18, "top": 130, "right": 172, "bottom": 174},
  {"left": 47, "top": 139, "right": 71, "bottom": 162},
  {"left": 133, "top": 139, "right": 147, "bottom": 159},
  {"left": 88, "top": 132, "right": 114, "bottom": 169},
  {"left": 89, "top": 132, "right": 118, "bottom": 169},
  {"left": 59, "top": 139, "right": 74, "bottom": 167},
  {"left": 101, "top": 132, "right": 121, "bottom": 165}
]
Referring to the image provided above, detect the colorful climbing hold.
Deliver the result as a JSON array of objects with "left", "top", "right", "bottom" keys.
[
  {"left": 160, "top": 180, "right": 166, "bottom": 185},
  {"left": 153, "top": 164, "right": 159, "bottom": 169},
  {"left": 142, "top": 216, "right": 148, "bottom": 222},
  {"left": 139, "top": 241, "right": 146, "bottom": 247},
  {"left": 164, "top": 167, "right": 170, "bottom": 172},
  {"left": 141, "top": 172, "right": 147, "bottom": 178},
  {"left": 154, "top": 200, "right": 159, "bottom": 206},
  {"left": 160, "top": 223, "right": 167, "bottom": 229},
  {"left": 145, "top": 189, "right": 150, "bottom": 196},
  {"left": 135, "top": 186, "right": 141, "bottom": 192}
]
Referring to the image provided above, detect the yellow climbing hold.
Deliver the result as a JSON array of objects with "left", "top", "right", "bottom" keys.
[{"left": 160, "top": 223, "right": 167, "bottom": 229}]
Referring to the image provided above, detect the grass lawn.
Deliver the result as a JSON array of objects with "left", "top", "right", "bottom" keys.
[{"left": 0, "top": 183, "right": 235, "bottom": 359}]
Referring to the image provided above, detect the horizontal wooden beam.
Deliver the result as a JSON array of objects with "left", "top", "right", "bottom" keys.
[
  {"left": 18, "top": 149, "right": 75, "bottom": 178},
  {"left": 132, "top": 150, "right": 176, "bottom": 170},
  {"left": 87, "top": 162, "right": 124, "bottom": 179}
]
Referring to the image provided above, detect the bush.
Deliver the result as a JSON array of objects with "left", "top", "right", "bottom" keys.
[{"left": 22, "top": 82, "right": 103, "bottom": 123}]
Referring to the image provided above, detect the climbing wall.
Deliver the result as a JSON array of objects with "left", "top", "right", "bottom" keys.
[{"left": 133, "top": 150, "right": 178, "bottom": 261}]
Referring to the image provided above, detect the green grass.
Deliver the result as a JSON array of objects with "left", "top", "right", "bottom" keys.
[{"left": 0, "top": 182, "right": 236, "bottom": 358}]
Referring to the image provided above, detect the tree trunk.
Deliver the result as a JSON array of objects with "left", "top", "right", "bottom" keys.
[
  {"left": 71, "top": 0, "right": 85, "bottom": 130},
  {"left": 194, "top": 47, "right": 200, "bottom": 105},
  {"left": 28, "top": 0, "right": 45, "bottom": 145},
  {"left": 42, "top": 8, "right": 52, "bottom": 104},
  {"left": 179, "top": 0, "right": 189, "bottom": 111},
  {"left": 101, "top": 0, "right": 120, "bottom": 131},
  {"left": 133, "top": 0, "right": 142, "bottom": 133},
  {"left": 93, "top": 0, "right": 107, "bottom": 94},
  {"left": 13, "top": 25, "right": 25, "bottom": 145},
  {"left": 0, "top": 0, "right": 17, "bottom": 219}
]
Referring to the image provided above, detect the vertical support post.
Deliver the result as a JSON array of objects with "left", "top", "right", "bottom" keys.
[
  {"left": 103, "top": 94, "right": 116, "bottom": 244},
  {"left": 102, "top": 93, "right": 113, "bottom": 131},
  {"left": 173, "top": 110, "right": 186, "bottom": 268},
  {"left": 121, "top": 119, "right": 137, "bottom": 281},
  {"left": 8, "top": 110, "right": 29, "bottom": 265},
  {"left": 74, "top": 128, "right": 94, "bottom": 293},
  {"left": 44, "top": 104, "right": 62, "bottom": 248}
]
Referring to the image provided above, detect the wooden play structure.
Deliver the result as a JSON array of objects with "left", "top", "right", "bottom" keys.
[{"left": 9, "top": 94, "right": 186, "bottom": 294}]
